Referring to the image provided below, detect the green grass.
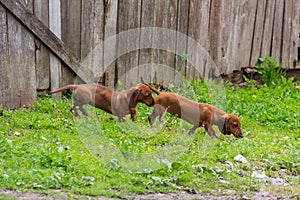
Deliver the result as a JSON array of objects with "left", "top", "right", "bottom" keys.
[{"left": 0, "top": 79, "right": 299, "bottom": 198}]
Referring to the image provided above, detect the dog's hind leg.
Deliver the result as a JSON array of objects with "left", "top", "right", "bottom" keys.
[{"left": 78, "top": 105, "right": 89, "bottom": 116}]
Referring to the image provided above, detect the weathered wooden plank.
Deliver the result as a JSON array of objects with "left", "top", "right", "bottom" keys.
[
  {"left": 218, "top": 0, "right": 239, "bottom": 74},
  {"left": 0, "top": 0, "right": 94, "bottom": 83},
  {"left": 209, "top": 0, "right": 228, "bottom": 76},
  {"left": 152, "top": 0, "right": 177, "bottom": 85},
  {"left": 281, "top": 0, "right": 292, "bottom": 67},
  {"left": 281, "top": 1, "right": 299, "bottom": 68},
  {"left": 49, "top": 0, "right": 61, "bottom": 98},
  {"left": 224, "top": 0, "right": 239, "bottom": 72},
  {"left": 175, "top": 0, "right": 189, "bottom": 79},
  {"left": 138, "top": 0, "right": 155, "bottom": 83},
  {"left": 117, "top": 0, "right": 141, "bottom": 88},
  {"left": 104, "top": 0, "right": 118, "bottom": 88},
  {"left": 187, "top": 0, "right": 211, "bottom": 78},
  {"left": 271, "top": 0, "right": 284, "bottom": 63},
  {"left": 33, "top": 0, "right": 50, "bottom": 91},
  {"left": 230, "top": 0, "right": 257, "bottom": 71},
  {"left": 81, "top": 0, "right": 104, "bottom": 80},
  {"left": 6, "top": 0, "right": 37, "bottom": 108},
  {"left": 250, "top": 0, "right": 266, "bottom": 67},
  {"left": 0, "top": 5, "right": 10, "bottom": 107},
  {"left": 61, "top": 0, "right": 82, "bottom": 85},
  {"left": 290, "top": 0, "right": 300, "bottom": 68}
]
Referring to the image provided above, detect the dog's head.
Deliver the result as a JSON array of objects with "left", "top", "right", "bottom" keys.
[
  {"left": 222, "top": 114, "right": 243, "bottom": 138},
  {"left": 128, "top": 84, "right": 155, "bottom": 107}
]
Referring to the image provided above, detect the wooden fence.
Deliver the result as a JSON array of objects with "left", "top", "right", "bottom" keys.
[{"left": 0, "top": 0, "right": 299, "bottom": 109}]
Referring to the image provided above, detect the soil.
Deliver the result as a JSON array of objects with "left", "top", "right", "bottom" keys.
[
  {"left": 1, "top": 186, "right": 299, "bottom": 200},
  {"left": 221, "top": 67, "right": 300, "bottom": 86}
]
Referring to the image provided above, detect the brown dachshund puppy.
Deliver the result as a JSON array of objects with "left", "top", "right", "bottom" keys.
[
  {"left": 141, "top": 80, "right": 243, "bottom": 138},
  {"left": 48, "top": 83, "right": 154, "bottom": 122}
]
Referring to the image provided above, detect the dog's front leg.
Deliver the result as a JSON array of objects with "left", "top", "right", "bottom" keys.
[
  {"left": 204, "top": 123, "right": 218, "bottom": 138},
  {"left": 129, "top": 107, "right": 136, "bottom": 121}
]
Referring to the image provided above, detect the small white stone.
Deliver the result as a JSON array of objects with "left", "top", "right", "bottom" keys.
[{"left": 234, "top": 154, "right": 248, "bottom": 164}]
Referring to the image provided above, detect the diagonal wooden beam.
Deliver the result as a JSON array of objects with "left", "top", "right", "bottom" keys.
[{"left": 0, "top": 0, "right": 94, "bottom": 83}]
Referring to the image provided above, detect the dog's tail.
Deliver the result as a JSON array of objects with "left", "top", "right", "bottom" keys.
[
  {"left": 48, "top": 85, "right": 78, "bottom": 94},
  {"left": 140, "top": 77, "right": 160, "bottom": 95}
]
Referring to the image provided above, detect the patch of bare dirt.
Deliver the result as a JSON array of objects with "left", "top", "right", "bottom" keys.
[
  {"left": 1, "top": 188, "right": 299, "bottom": 200},
  {"left": 221, "top": 67, "right": 300, "bottom": 86}
]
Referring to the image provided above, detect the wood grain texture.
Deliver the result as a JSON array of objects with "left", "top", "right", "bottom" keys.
[
  {"left": 0, "top": 0, "right": 93, "bottom": 83},
  {"left": 175, "top": 0, "right": 189, "bottom": 79},
  {"left": 271, "top": 0, "right": 284, "bottom": 63},
  {"left": 234, "top": 0, "right": 257, "bottom": 70},
  {"left": 289, "top": 0, "right": 299, "bottom": 68},
  {"left": 81, "top": 0, "right": 104, "bottom": 79},
  {"left": 152, "top": 0, "right": 177, "bottom": 85},
  {"left": 138, "top": 0, "right": 155, "bottom": 83},
  {"left": 104, "top": 0, "right": 118, "bottom": 88},
  {"left": 0, "top": 5, "right": 9, "bottom": 107},
  {"left": 117, "top": 0, "right": 141, "bottom": 88},
  {"left": 187, "top": 0, "right": 211, "bottom": 78},
  {"left": 49, "top": 0, "right": 61, "bottom": 98},
  {"left": 33, "top": 0, "right": 50, "bottom": 91},
  {"left": 61, "top": 0, "right": 82, "bottom": 85},
  {"left": 5, "top": 0, "right": 37, "bottom": 108},
  {"left": 281, "top": 0, "right": 292, "bottom": 67},
  {"left": 250, "top": 0, "right": 266, "bottom": 67}
]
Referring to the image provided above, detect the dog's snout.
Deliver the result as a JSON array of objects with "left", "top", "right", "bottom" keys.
[{"left": 236, "top": 130, "right": 243, "bottom": 138}]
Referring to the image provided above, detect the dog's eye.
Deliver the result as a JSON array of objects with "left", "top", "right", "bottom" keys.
[
  {"left": 233, "top": 124, "right": 239, "bottom": 128},
  {"left": 146, "top": 94, "right": 151, "bottom": 97}
]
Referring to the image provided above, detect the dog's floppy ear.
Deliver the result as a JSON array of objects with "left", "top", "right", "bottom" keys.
[
  {"left": 221, "top": 115, "right": 231, "bottom": 135},
  {"left": 128, "top": 88, "right": 141, "bottom": 107}
]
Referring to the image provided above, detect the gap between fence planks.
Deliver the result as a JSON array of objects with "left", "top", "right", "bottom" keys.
[{"left": 0, "top": 0, "right": 94, "bottom": 83}]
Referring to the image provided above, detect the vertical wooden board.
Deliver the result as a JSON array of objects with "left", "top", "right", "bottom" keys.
[
  {"left": 289, "top": 0, "right": 299, "bottom": 68},
  {"left": 34, "top": 0, "right": 50, "bottom": 91},
  {"left": 125, "top": 0, "right": 141, "bottom": 87},
  {"left": 232, "top": 0, "right": 257, "bottom": 70},
  {"left": 49, "top": 0, "right": 62, "bottom": 98},
  {"left": 186, "top": 0, "right": 197, "bottom": 79},
  {"left": 250, "top": 0, "right": 266, "bottom": 67},
  {"left": 175, "top": 0, "right": 189, "bottom": 79},
  {"left": 271, "top": 0, "right": 284, "bottom": 63},
  {"left": 0, "top": 5, "right": 9, "bottom": 107},
  {"left": 225, "top": 0, "right": 239, "bottom": 72},
  {"left": 151, "top": 0, "right": 177, "bottom": 85},
  {"left": 138, "top": 0, "right": 155, "bottom": 83},
  {"left": 116, "top": 0, "right": 128, "bottom": 87},
  {"left": 281, "top": 0, "right": 292, "bottom": 67},
  {"left": 187, "top": 0, "right": 211, "bottom": 78},
  {"left": 6, "top": 0, "right": 37, "bottom": 108},
  {"left": 209, "top": 0, "right": 222, "bottom": 68},
  {"left": 116, "top": 0, "right": 141, "bottom": 88},
  {"left": 61, "top": 0, "right": 82, "bottom": 85},
  {"left": 219, "top": 0, "right": 240, "bottom": 74},
  {"left": 104, "top": 0, "right": 118, "bottom": 88},
  {"left": 210, "top": 0, "right": 231, "bottom": 75},
  {"left": 81, "top": 0, "right": 104, "bottom": 81}
]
